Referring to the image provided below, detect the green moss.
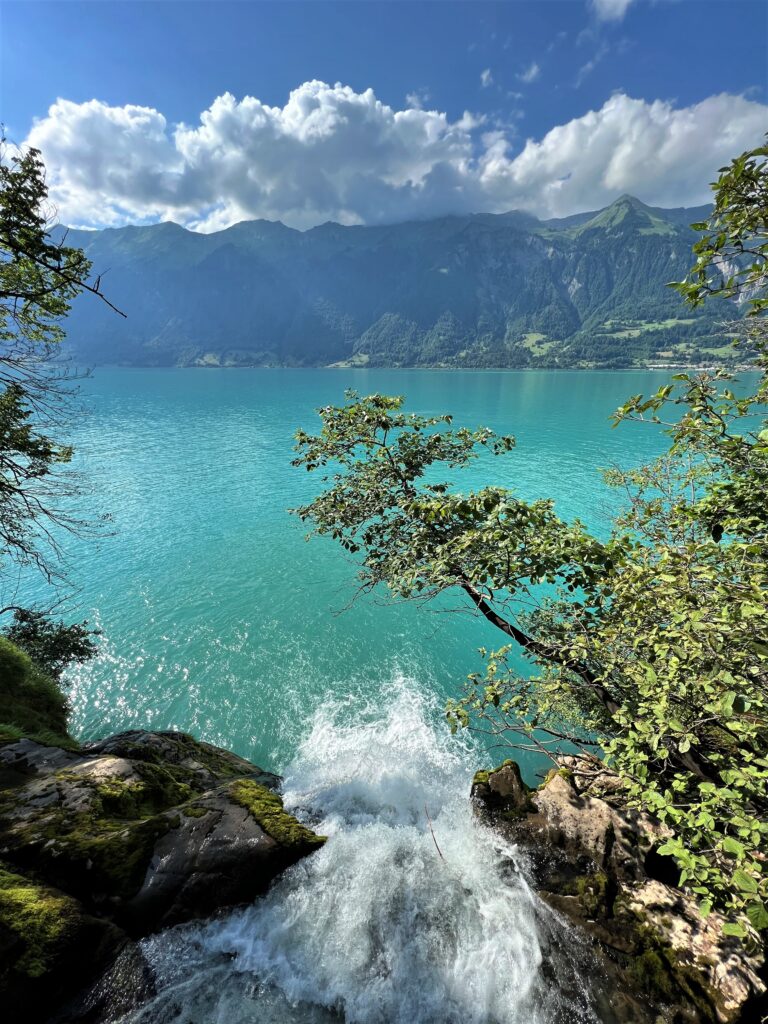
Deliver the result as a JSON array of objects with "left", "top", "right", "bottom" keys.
[
  {"left": 0, "top": 864, "right": 79, "bottom": 979},
  {"left": 623, "top": 918, "right": 722, "bottom": 1021},
  {"left": 541, "top": 765, "right": 574, "bottom": 787},
  {"left": 51, "top": 761, "right": 194, "bottom": 824},
  {"left": 129, "top": 760, "right": 193, "bottom": 808},
  {"left": 473, "top": 761, "right": 524, "bottom": 789},
  {"left": 628, "top": 949, "right": 679, "bottom": 1002},
  {"left": 53, "top": 813, "right": 170, "bottom": 899},
  {"left": 576, "top": 871, "right": 610, "bottom": 917},
  {"left": 229, "top": 779, "right": 326, "bottom": 848},
  {"left": 4, "top": 800, "right": 172, "bottom": 903},
  {"left": 0, "top": 639, "right": 73, "bottom": 748},
  {"left": 183, "top": 804, "right": 208, "bottom": 818}
]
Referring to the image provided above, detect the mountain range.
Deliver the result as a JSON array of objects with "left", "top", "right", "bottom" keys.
[{"left": 60, "top": 195, "right": 738, "bottom": 370}]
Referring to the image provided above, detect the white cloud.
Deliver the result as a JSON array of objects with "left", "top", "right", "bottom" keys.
[
  {"left": 406, "top": 88, "right": 431, "bottom": 110},
  {"left": 25, "top": 83, "right": 768, "bottom": 231},
  {"left": 480, "top": 68, "right": 493, "bottom": 88},
  {"left": 478, "top": 92, "right": 767, "bottom": 217},
  {"left": 590, "top": 0, "right": 635, "bottom": 21},
  {"left": 517, "top": 62, "right": 541, "bottom": 84}
]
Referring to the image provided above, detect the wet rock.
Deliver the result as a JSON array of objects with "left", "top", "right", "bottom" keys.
[
  {"left": 472, "top": 758, "right": 767, "bottom": 1024},
  {"left": 0, "top": 730, "right": 325, "bottom": 1020}
]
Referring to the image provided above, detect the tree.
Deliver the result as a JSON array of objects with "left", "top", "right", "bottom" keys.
[
  {"left": 674, "top": 135, "right": 768, "bottom": 316},
  {"left": 0, "top": 141, "right": 119, "bottom": 667},
  {"left": 2, "top": 608, "right": 98, "bottom": 682},
  {"left": 292, "top": 141, "right": 768, "bottom": 937}
]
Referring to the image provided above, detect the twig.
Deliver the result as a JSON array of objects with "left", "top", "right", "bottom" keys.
[{"left": 424, "top": 803, "right": 445, "bottom": 862}]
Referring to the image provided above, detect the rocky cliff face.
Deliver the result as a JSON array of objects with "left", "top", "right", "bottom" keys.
[
  {"left": 472, "top": 758, "right": 767, "bottom": 1024},
  {"left": 0, "top": 730, "right": 325, "bottom": 1021}
]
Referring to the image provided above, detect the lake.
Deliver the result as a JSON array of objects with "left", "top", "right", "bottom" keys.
[
  {"left": 15, "top": 368, "right": 682, "bottom": 1023},
  {"left": 15, "top": 367, "right": 670, "bottom": 776}
]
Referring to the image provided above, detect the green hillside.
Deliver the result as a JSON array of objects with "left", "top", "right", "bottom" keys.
[{"left": 60, "top": 196, "right": 741, "bottom": 369}]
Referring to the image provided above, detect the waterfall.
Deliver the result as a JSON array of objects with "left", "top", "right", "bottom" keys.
[{"left": 120, "top": 676, "right": 601, "bottom": 1024}]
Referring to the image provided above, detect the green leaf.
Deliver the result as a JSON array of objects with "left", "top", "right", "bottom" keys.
[
  {"left": 746, "top": 903, "right": 768, "bottom": 931},
  {"left": 722, "top": 837, "right": 746, "bottom": 858},
  {"left": 733, "top": 869, "right": 758, "bottom": 895},
  {"left": 722, "top": 922, "right": 747, "bottom": 938}
]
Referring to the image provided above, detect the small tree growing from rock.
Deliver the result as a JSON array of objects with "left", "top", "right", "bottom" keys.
[{"left": 292, "top": 140, "right": 768, "bottom": 939}]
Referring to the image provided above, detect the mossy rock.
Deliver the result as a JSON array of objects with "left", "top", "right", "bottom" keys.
[
  {"left": 624, "top": 922, "right": 724, "bottom": 1023},
  {"left": 576, "top": 871, "right": 611, "bottom": 918},
  {"left": 1, "top": 731, "right": 326, "bottom": 947},
  {"left": 471, "top": 759, "right": 533, "bottom": 817},
  {"left": 0, "top": 862, "right": 124, "bottom": 1018},
  {"left": 0, "top": 863, "right": 80, "bottom": 979},
  {"left": 229, "top": 779, "right": 326, "bottom": 848}
]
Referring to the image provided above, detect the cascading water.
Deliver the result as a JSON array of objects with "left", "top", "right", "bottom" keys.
[{"left": 113, "top": 677, "right": 604, "bottom": 1024}]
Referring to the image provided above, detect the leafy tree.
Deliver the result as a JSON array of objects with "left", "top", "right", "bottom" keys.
[
  {"left": 0, "top": 141, "right": 122, "bottom": 583},
  {"left": 674, "top": 135, "right": 768, "bottom": 316},
  {"left": 293, "top": 142, "right": 768, "bottom": 937},
  {"left": 2, "top": 608, "right": 98, "bottom": 682},
  {"left": 0, "top": 142, "right": 117, "bottom": 668}
]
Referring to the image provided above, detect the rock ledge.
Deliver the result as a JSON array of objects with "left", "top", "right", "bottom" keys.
[
  {"left": 0, "top": 729, "right": 325, "bottom": 1020},
  {"left": 472, "top": 758, "right": 767, "bottom": 1024}
]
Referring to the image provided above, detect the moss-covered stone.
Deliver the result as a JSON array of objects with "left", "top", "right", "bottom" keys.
[
  {"left": 541, "top": 765, "right": 574, "bottom": 787},
  {"left": 0, "top": 729, "right": 327, "bottom": 996},
  {"left": 0, "top": 861, "right": 125, "bottom": 1019},
  {"left": 229, "top": 779, "right": 326, "bottom": 848},
  {"left": 182, "top": 804, "right": 208, "bottom": 818},
  {"left": 576, "top": 871, "right": 610, "bottom": 917},
  {"left": 623, "top": 920, "right": 725, "bottom": 1022},
  {"left": 0, "top": 863, "right": 78, "bottom": 979},
  {"left": 7, "top": 807, "right": 172, "bottom": 903}
]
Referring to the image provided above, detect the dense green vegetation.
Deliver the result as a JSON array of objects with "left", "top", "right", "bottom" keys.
[
  {"left": 0, "top": 637, "right": 71, "bottom": 747},
  {"left": 59, "top": 195, "right": 740, "bottom": 370},
  {"left": 293, "top": 142, "right": 768, "bottom": 938}
]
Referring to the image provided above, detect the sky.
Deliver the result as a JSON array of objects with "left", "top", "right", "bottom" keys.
[{"left": 1, "top": 0, "right": 767, "bottom": 231}]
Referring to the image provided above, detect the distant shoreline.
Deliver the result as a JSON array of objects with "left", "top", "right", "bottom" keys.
[{"left": 76, "top": 362, "right": 759, "bottom": 374}]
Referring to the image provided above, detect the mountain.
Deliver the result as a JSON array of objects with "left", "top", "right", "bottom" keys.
[{"left": 59, "top": 196, "right": 737, "bottom": 369}]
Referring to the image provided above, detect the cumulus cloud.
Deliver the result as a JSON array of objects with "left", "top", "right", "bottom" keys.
[
  {"left": 25, "top": 82, "right": 768, "bottom": 231},
  {"left": 480, "top": 68, "right": 493, "bottom": 88},
  {"left": 590, "top": 0, "right": 634, "bottom": 21},
  {"left": 517, "top": 62, "right": 541, "bottom": 84}
]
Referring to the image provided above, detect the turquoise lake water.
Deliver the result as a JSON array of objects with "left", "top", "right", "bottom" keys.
[
  {"left": 13, "top": 367, "right": 700, "bottom": 1023},
  {"left": 16, "top": 368, "right": 670, "bottom": 779}
]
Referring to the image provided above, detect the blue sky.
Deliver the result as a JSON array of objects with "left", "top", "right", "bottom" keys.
[{"left": 2, "top": 0, "right": 767, "bottom": 230}]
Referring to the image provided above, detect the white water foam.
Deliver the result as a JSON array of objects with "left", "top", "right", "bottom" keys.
[{"left": 122, "top": 676, "right": 601, "bottom": 1024}]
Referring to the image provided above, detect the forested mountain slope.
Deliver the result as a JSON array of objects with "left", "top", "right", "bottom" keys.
[{"left": 61, "top": 196, "right": 738, "bottom": 368}]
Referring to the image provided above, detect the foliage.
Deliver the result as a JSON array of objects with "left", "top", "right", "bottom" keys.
[
  {"left": 0, "top": 143, "right": 98, "bottom": 582},
  {"left": 2, "top": 608, "right": 98, "bottom": 682},
  {"left": 0, "top": 142, "right": 113, "bottom": 723},
  {"left": 674, "top": 136, "right": 768, "bottom": 316},
  {"left": 293, "top": 141, "right": 768, "bottom": 937},
  {"left": 0, "top": 636, "right": 71, "bottom": 747}
]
